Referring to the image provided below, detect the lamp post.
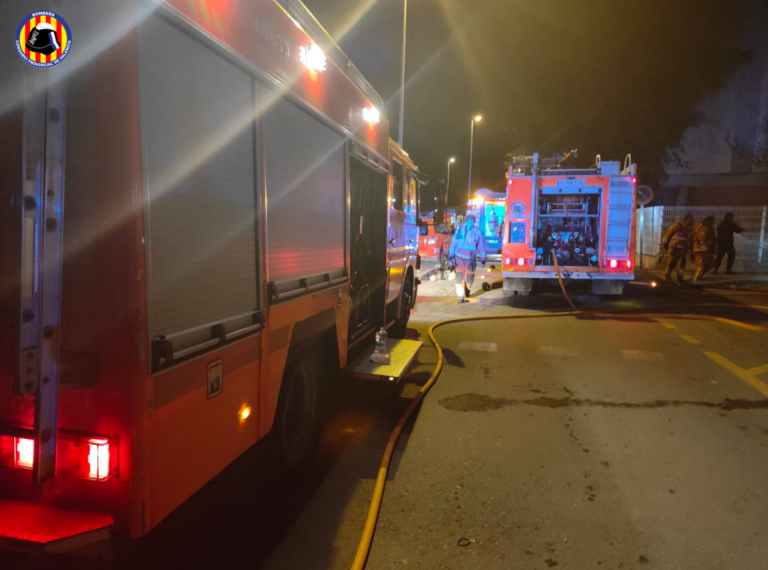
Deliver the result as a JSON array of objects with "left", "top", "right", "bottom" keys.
[
  {"left": 398, "top": 0, "right": 407, "bottom": 147},
  {"left": 467, "top": 115, "right": 482, "bottom": 205},
  {"left": 445, "top": 157, "right": 455, "bottom": 209}
]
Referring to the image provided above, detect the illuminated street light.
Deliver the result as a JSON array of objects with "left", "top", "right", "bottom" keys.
[
  {"left": 467, "top": 115, "right": 483, "bottom": 204},
  {"left": 446, "top": 157, "right": 456, "bottom": 211}
]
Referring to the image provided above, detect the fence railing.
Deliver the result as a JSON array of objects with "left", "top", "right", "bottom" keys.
[{"left": 635, "top": 206, "right": 768, "bottom": 269}]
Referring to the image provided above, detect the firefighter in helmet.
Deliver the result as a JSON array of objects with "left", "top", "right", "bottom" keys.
[
  {"left": 447, "top": 214, "right": 487, "bottom": 303},
  {"left": 692, "top": 216, "right": 716, "bottom": 282},
  {"left": 661, "top": 214, "right": 694, "bottom": 282}
]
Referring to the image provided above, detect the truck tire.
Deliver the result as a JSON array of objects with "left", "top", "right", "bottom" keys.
[
  {"left": 270, "top": 349, "right": 323, "bottom": 473},
  {"left": 591, "top": 279, "right": 625, "bottom": 296},
  {"left": 389, "top": 272, "right": 414, "bottom": 338},
  {"left": 503, "top": 277, "right": 533, "bottom": 297}
]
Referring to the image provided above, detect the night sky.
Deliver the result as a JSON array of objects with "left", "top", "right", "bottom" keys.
[{"left": 302, "top": 0, "right": 753, "bottom": 209}]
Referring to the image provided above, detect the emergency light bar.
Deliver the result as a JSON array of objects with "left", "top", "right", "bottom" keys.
[{"left": 299, "top": 43, "right": 326, "bottom": 72}]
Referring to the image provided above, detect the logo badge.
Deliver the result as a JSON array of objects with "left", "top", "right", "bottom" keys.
[
  {"left": 511, "top": 201, "right": 526, "bottom": 216},
  {"left": 15, "top": 11, "right": 72, "bottom": 68}
]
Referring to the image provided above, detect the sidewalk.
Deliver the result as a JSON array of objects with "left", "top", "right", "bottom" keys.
[{"left": 641, "top": 268, "right": 768, "bottom": 292}]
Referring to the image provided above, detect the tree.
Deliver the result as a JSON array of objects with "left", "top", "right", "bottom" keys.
[{"left": 725, "top": 117, "right": 768, "bottom": 168}]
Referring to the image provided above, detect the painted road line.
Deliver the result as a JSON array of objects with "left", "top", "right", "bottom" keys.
[
  {"left": 537, "top": 346, "right": 579, "bottom": 357},
  {"left": 621, "top": 350, "right": 665, "bottom": 361},
  {"left": 746, "top": 363, "right": 768, "bottom": 376},
  {"left": 457, "top": 341, "right": 498, "bottom": 352},
  {"left": 705, "top": 352, "right": 768, "bottom": 398},
  {"left": 661, "top": 322, "right": 677, "bottom": 330},
  {"left": 680, "top": 334, "right": 701, "bottom": 345}
]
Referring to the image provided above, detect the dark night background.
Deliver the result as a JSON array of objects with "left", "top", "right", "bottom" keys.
[{"left": 302, "top": 0, "right": 757, "bottom": 210}]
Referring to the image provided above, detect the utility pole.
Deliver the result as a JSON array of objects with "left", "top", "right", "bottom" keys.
[
  {"left": 398, "top": 0, "right": 407, "bottom": 147},
  {"left": 467, "top": 115, "right": 482, "bottom": 204}
]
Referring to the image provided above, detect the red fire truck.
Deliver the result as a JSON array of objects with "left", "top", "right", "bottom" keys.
[
  {"left": 0, "top": 0, "right": 422, "bottom": 550},
  {"left": 502, "top": 153, "right": 637, "bottom": 296},
  {"left": 418, "top": 219, "right": 452, "bottom": 259}
]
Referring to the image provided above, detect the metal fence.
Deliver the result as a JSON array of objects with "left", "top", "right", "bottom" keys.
[{"left": 635, "top": 206, "right": 768, "bottom": 269}]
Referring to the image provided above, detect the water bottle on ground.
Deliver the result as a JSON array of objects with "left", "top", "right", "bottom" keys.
[{"left": 371, "top": 327, "right": 390, "bottom": 364}]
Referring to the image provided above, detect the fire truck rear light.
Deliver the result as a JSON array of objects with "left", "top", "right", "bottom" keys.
[
  {"left": 88, "top": 438, "right": 111, "bottom": 481},
  {"left": 625, "top": 260, "right": 632, "bottom": 269},
  {"left": 16, "top": 438, "right": 34, "bottom": 469},
  {"left": 505, "top": 258, "right": 511, "bottom": 265},
  {"left": 609, "top": 259, "right": 618, "bottom": 269},
  {"left": 517, "top": 258, "right": 525, "bottom": 266}
]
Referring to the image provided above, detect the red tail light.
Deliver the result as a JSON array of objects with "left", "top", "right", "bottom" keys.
[
  {"left": 1, "top": 432, "right": 116, "bottom": 481},
  {"left": 625, "top": 260, "right": 633, "bottom": 269},
  {"left": 16, "top": 438, "right": 34, "bottom": 469},
  {"left": 517, "top": 258, "right": 525, "bottom": 266},
  {"left": 88, "top": 438, "right": 111, "bottom": 481},
  {"left": 609, "top": 259, "right": 618, "bottom": 268},
  {"left": 505, "top": 258, "right": 511, "bottom": 265}
]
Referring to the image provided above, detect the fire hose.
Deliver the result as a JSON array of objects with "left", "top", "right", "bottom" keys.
[{"left": 349, "top": 259, "right": 768, "bottom": 570}]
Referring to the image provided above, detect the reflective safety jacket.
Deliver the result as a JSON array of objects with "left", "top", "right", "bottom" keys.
[
  {"left": 449, "top": 225, "right": 487, "bottom": 265},
  {"left": 662, "top": 222, "right": 693, "bottom": 252},
  {"left": 693, "top": 224, "right": 716, "bottom": 254}
]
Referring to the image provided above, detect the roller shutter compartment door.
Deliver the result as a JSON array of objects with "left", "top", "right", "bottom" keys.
[
  {"left": 262, "top": 96, "right": 346, "bottom": 295},
  {"left": 138, "top": 15, "right": 258, "bottom": 355}
]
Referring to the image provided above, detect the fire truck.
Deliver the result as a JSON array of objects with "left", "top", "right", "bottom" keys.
[
  {"left": 502, "top": 153, "right": 637, "bottom": 296},
  {"left": 0, "top": 0, "right": 422, "bottom": 550}
]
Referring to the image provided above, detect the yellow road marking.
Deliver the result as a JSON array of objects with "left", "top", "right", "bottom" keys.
[
  {"left": 680, "top": 334, "right": 700, "bottom": 345},
  {"left": 705, "top": 352, "right": 768, "bottom": 398},
  {"left": 746, "top": 363, "right": 768, "bottom": 376},
  {"left": 661, "top": 322, "right": 677, "bottom": 330}
]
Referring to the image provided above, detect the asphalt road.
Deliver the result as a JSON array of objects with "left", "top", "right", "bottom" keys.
[{"left": 4, "top": 277, "right": 768, "bottom": 570}]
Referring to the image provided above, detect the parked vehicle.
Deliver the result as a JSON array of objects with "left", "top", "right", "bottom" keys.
[
  {"left": 418, "top": 221, "right": 453, "bottom": 259},
  {"left": 502, "top": 153, "right": 636, "bottom": 295},
  {"left": 466, "top": 189, "right": 506, "bottom": 261},
  {"left": 0, "top": 0, "right": 421, "bottom": 550}
]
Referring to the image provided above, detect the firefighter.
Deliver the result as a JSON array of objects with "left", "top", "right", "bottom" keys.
[
  {"left": 661, "top": 214, "right": 694, "bottom": 282},
  {"left": 448, "top": 214, "right": 487, "bottom": 303},
  {"left": 713, "top": 212, "right": 743, "bottom": 275},
  {"left": 692, "top": 216, "right": 716, "bottom": 282}
]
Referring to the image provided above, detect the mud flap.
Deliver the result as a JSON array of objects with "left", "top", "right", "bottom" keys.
[
  {"left": 503, "top": 277, "right": 533, "bottom": 297},
  {"left": 591, "top": 279, "right": 625, "bottom": 295}
]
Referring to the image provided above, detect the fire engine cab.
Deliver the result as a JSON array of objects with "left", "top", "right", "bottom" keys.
[{"left": 502, "top": 153, "right": 637, "bottom": 296}]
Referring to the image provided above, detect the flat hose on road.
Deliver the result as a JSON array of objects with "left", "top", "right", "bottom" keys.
[{"left": 349, "top": 260, "right": 768, "bottom": 570}]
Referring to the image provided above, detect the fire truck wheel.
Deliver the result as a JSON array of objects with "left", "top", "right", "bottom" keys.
[
  {"left": 271, "top": 349, "right": 323, "bottom": 473},
  {"left": 389, "top": 273, "right": 415, "bottom": 338}
]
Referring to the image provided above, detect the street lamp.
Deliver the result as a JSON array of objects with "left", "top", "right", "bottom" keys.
[
  {"left": 467, "top": 115, "right": 482, "bottom": 204},
  {"left": 445, "top": 157, "right": 456, "bottom": 209},
  {"left": 398, "top": 0, "right": 408, "bottom": 147}
]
